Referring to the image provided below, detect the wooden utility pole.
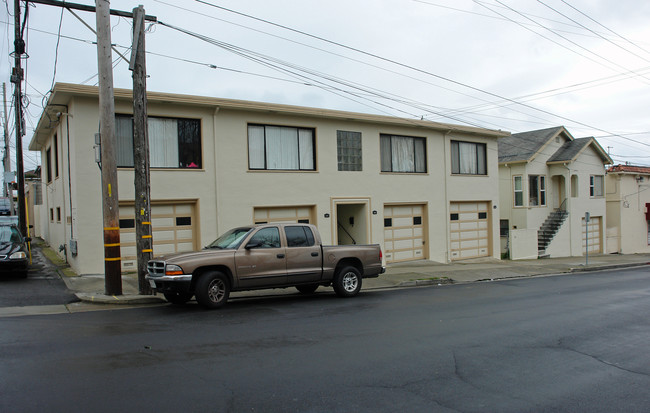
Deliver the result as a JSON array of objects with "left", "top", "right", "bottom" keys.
[
  {"left": 130, "top": 5, "right": 153, "bottom": 295},
  {"left": 12, "top": 0, "right": 27, "bottom": 238},
  {"left": 2, "top": 83, "right": 10, "bottom": 198},
  {"left": 96, "top": 0, "right": 122, "bottom": 295}
]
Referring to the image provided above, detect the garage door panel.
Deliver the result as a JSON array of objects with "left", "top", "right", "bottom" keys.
[
  {"left": 254, "top": 206, "right": 314, "bottom": 224},
  {"left": 450, "top": 201, "right": 490, "bottom": 261},
  {"left": 582, "top": 216, "right": 602, "bottom": 254},
  {"left": 384, "top": 204, "right": 427, "bottom": 263},
  {"left": 120, "top": 202, "right": 197, "bottom": 270},
  {"left": 393, "top": 228, "right": 414, "bottom": 238}
]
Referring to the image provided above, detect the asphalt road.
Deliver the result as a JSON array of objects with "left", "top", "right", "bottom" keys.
[
  {"left": 0, "top": 245, "right": 78, "bottom": 308},
  {"left": 1, "top": 267, "right": 649, "bottom": 412}
]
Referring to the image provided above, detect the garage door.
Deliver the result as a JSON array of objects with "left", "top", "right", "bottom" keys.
[
  {"left": 450, "top": 202, "right": 490, "bottom": 261},
  {"left": 383, "top": 204, "right": 427, "bottom": 263},
  {"left": 582, "top": 216, "right": 602, "bottom": 254},
  {"left": 119, "top": 202, "right": 197, "bottom": 271},
  {"left": 253, "top": 206, "right": 315, "bottom": 225}
]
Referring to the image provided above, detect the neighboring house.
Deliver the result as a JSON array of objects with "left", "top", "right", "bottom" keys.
[
  {"left": 498, "top": 126, "right": 612, "bottom": 259},
  {"left": 29, "top": 83, "right": 508, "bottom": 276},
  {"left": 24, "top": 168, "right": 43, "bottom": 239},
  {"left": 605, "top": 165, "right": 650, "bottom": 254}
]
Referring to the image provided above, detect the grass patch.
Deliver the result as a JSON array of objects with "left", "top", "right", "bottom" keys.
[
  {"left": 40, "top": 246, "right": 67, "bottom": 267},
  {"left": 37, "top": 243, "right": 79, "bottom": 277}
]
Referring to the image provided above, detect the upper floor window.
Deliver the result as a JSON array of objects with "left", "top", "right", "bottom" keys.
[
  {"left": 513, "top": 176, "right": 523, "bottom": 207},
  {"left": 380, "top": 134, "right": 426, "bottom": 173},
  {"left": 590, "top": 175, "right": 604, "bottom": 197},
  {"left": 46, "top": 147, "right": 52, "bottom": 183},
  {"left": 54, "top": 134, "right": 59, "bottom": 178},
  {"left": 337, "top": 130, "right": 362, "bottom": 171},
  {"left": 248, "top": 125, "right": 315, "bottom": 171},
  {"left": 451, "top": 140, "right": 486, "bottom": 175},
  {"left": 116, "top": 115, "right": 202, "bottom": 169},
  {"left": 529, "top": 175, "right": 546, "bottom": 206}
]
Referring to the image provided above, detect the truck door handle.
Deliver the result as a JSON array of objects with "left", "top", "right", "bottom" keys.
[
  {"left": 277, "top": 254, "right": 285, "bottom": 259},
  {"left": 311, "top": 252, "right": 319, "bottom": 257}
]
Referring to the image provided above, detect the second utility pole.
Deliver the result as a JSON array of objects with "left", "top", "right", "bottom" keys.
[
  {"left": 96, "top": 0, "right": 122, "bottom": 295},
  {"left": 130, "top": 5, "right": 153, "bottom": 295}
]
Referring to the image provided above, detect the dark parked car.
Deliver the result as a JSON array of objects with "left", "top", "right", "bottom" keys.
[
  {"left": 0, "top": 197, "right": 11, "bottom": 216},
  {"left": 0, "top": 224, "right": 29, "bottom": 278}
]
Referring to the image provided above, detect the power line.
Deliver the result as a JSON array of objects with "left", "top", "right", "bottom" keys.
[
  {"left": 536, "top": 0, "right": 650, "bottom": 63},
  {"left": 559, "top": 0, "right": 650, "bottom": 57},
  {"left": 188, "top": 0, "right": 650, "bottom": 148}
]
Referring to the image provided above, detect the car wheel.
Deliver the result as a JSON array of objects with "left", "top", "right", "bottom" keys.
[
  {"left": 163, "top": 291, "right": 193, "bottom": 305},
  {"left": 296, "top": 284, "right": 319, "bottom": 294},
  {"left": 195, "top": 271, "right": 230, "bottom": 309},
  {"left": 333, "top": 266, "right": 362, "bottom": 297}
]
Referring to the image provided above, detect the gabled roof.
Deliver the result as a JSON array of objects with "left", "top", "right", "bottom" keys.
[
  {"left": 498, "top": 126, "right": 569, "bottom": 164},
  {"left": 608, "top": 164, "right": 650, "bottom": 174},
  {"left": 498, "top": 126, "right": 612, "bottom": 165},
  {"left": 547, "top": 137, "right": 612, "bottom": 165}
]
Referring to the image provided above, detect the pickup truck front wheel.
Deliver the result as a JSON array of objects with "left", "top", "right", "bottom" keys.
[
  {"left": 333, "top": 266, "right": 362, "bottom": 297},
  {"left": 195, "top": 271, "right": 230, "bottom": 309}
]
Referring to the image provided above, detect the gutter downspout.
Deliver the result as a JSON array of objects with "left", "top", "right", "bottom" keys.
[
  {"left": 562, "top": 162, "right": 572, "bottom": 255},
  {"left": 443, "top": 130, "right": 451, "bottom": 263},
  {"left": 212, "top": 106, "right": 220, "bottom": 240}
]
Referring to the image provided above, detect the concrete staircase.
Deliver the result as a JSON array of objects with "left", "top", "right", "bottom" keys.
[{"left": 538, "top": 209, "right": 569, "bottom": 258}]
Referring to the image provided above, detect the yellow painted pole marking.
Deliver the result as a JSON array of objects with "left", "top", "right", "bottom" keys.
[{"left": 104, "top": 243, "right": 120, "bottom": 247}]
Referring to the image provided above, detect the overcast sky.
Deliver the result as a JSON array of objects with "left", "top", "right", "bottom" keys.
[{"left": 2, "top": 0, "right": 650, "bottom": 172}]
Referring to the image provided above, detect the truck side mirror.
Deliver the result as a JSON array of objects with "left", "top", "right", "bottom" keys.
[{"left": 245, "top": 241, "right": 261, "bottom": 250}]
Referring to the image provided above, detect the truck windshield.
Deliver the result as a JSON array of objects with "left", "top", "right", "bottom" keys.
[{"left": 206, "top": 227, "right": 252, "bottom": 249}]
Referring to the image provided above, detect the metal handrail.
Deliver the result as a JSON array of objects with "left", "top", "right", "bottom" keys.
[{"left": 337, "top": 221, "right": 357, "bottom": 245}]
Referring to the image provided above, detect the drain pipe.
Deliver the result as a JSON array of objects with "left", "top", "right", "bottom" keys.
[{"left": 562, "top": 163, "right": 572, "bottom": 255}]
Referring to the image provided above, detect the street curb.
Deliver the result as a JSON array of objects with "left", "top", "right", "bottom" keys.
[
  {"left": 569, "top": 262, "right": 650, "bottom": 273},
  {"left": 75, "top": 292, "right": 166, "bottom": 305}
]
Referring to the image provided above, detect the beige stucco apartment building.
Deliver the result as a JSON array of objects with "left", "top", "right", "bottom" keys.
[
  {"left": 29, "top": 83, "right": 508, "bottom": 276},
  {"left": 606, "top": 165, "right": 650, "bottom": 254},
  {"left": 498, "top": 127, "right": 612, "bottom": 259}
]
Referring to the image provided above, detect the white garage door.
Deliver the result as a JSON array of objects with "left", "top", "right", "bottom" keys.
[
  {"left": 383, "top": 204, "right": 427, "bottom": 263},
  {"left": 582, "top": 216, "right": 602, "bottom": 254},
  {"left": 119, "top": 202, "right": 197, "bottom": 271},
  {"left": 253, "top": 206, "right": 315, "bottom": 224},
  {"left": 450, "top": 202, "right": 490, "bottom": 261}
]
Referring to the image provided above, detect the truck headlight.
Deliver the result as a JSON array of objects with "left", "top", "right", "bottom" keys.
[{"left": 165, "top": 264, "right": 184, "bottom": 276}]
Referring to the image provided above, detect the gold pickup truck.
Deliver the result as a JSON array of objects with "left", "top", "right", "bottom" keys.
[{"left": 147, "top": 223, "right": 385, "bottom": 309}]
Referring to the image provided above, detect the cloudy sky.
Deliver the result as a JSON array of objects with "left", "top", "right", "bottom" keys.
[{"left": 1, "top": 0, "right": 649, "bottom": 172}]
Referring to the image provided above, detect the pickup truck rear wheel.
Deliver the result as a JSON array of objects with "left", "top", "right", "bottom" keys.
[
  {"left": 333, "top": 266, "right": 362, "bottom": 297},
  {"left": 163, "top": 292, "right": 193, "bottom": 305},
  {"left": 195, "top": 271, "right": 230, "bottom": 309}
]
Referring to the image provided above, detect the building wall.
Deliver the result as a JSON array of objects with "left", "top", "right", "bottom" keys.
[
  {"left": 606, "top": 173, "right": 650, "bottom": 254},
  {"left": 33, "top": 91, "right": 502, "bottom": 275},
  {"left": 499, "top": 139, "right": 608, "bottom": 258}
]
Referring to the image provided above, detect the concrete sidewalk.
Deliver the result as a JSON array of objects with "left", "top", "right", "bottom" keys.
[{"left": 59, "top": 252, "right": 650, "bottom": 306}]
